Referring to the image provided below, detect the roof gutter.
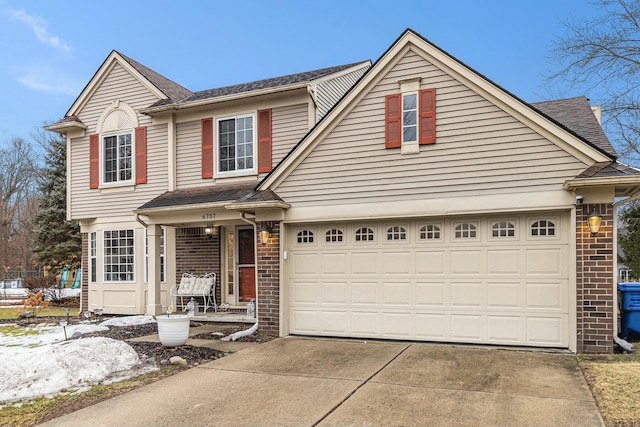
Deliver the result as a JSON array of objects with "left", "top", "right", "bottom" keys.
[
  {"left": 225, "top": 200, "right": 290, "bottom": 211},
  {"left": 133, "top": 201, "right": 230, "bottom": 215},
  {"left": 564, "top": 175, "right": 640, "bottom": 191}
]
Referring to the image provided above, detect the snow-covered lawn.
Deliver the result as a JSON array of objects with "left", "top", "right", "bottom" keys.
[{"left": 0, "top": 316, "right": 157, "bottom": 405}]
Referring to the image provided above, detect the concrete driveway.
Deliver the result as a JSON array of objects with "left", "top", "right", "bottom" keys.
[{"left": 38, "top": 338, "right": 603, "bottom": 427}]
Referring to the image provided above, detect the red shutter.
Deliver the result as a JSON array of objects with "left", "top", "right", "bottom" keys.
[
  {"left": 135, "top": 126, "right": 147, "bottom": 184},
  {"left": 419, "top": 88, "right": 436, "bottom": 145},
  {"left": 89, "top": 133, "right": 99, "bottom": 189},
  {"left": 385, "top": 94, "right": 401, "bottom": 148},
  {"left": 201, "top": 118, "right": 214, "bottom": 179},
  {"left": 257, "top": 109, "right": 272, "bottom": 173}
]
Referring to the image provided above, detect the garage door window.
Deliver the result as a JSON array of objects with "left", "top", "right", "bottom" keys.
[
  {"left": 326, "top": 229, "right": 343, "bottom": 243},
  {"left": 297, "top": 230, "right": 314, "bottom": 244},
  {"left": 491, "top": 221, "right": 515, "bottom": 238},
  {"left": 531, "top": 220, "right": 556, "bottom": 237},
  {"left": 355, "top": 227, "right": 375, "bottom": 242},
  {"left": 387, "top": 226, "right": 407, "bottom": 241},
  {"left": 419, "top": 224, "right": 441, "bottom": 240},
  {"left": 454, "top": 223, "right": 477, "bottom": 239}
]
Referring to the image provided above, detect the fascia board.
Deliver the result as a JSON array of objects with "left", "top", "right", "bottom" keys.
[{"left": 564, "top": 176, "right": 640, "bottom": 190}]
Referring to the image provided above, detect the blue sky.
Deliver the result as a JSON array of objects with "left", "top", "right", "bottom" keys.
[{"left": 0, "top": 0, "right": 601, "bottom": 145}]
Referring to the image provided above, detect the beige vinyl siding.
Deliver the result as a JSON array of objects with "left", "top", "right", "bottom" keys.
[
  {"left": 274, "top": 50, "right": 589, "bottom": 205},
  {"left": 175, "top": 120, "right": 203, "bottom": 189},
  {"left": 316, "top": 66, "right": 369, "bottom": 120},
  {"left": 270, "top": 103, "right": 309, "bottom": 168},
  {"left": 69, "top": 63, "right": 168, "bottom": 219}
]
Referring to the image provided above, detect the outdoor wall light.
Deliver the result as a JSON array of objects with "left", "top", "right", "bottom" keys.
[
  {"left": 588, "top": 211, "right": 602, "bottom": 235},
  {"left": 260, "top": 222, "right": 273, "bottom": 245},
  {"left": 204, "top": 226, "right": 214, "bottom": 239}
]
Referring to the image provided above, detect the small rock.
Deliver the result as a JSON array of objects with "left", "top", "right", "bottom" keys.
[
  {"left": 160, "top": 359, "right": 169, "bottom": 365},
  {"left": 71, "top": 332, "right": 82, "bottom": 340},
  {"left": 18, "top": 311, "right": 32, "bottom": 318},
  {"left": 193, "top": 362, "right": 199, "bottom": 367},
  {"left": 169, "top": 356, "right": 187, "bottom": 366}
]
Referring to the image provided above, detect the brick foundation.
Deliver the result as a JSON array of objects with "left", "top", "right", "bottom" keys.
[
  {"left": 576, "top": 203, "right": 615, "bottom": 353},
  {"left": 256, "top": 221, "right": 280, "bottom": 337}
]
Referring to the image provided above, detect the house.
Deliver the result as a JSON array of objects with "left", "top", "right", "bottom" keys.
[{"left": 47, "top": 29, "right": 640, "bottom": 353}]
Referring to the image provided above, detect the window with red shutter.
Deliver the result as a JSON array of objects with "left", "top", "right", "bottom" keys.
[
  {"left": 89, "top": 134, "right": 99, "bottom": 189},
  {"left": 135, "top": 126, "right": 147, "bottom": 184},
  {"left": 419, "top": 88, "right": 436, "bottom": 144},
  {"left": 385, "top": 94, "right": 401, "bottom": 149},
  {"left": 257, "top": 109, "right": 272, "bottom": 173},
  {"left": 201, "top": 118, "right": 214, "bottom": 179}
]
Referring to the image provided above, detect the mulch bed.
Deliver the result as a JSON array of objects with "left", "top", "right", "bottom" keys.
[{"left": 2, "top": 315, "right": 274, "bottom": 367}]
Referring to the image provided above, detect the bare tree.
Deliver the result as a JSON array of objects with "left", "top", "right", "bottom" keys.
[
  {"left": 0, "top": 137, "right": 38, "bottom": 275},
  {"left": 548, "top": 0, "right": 640, "bottom": 164}
]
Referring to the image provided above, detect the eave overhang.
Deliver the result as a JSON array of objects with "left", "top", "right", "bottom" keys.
[{"left": 564, "top": 176, "right": 640, "bottom": 198}]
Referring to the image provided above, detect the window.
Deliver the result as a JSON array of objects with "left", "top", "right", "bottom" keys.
[
  {"left": 355, "top": 227, "right": 374, "bottom": 242},
  {"left": 218, "top": 114, "right": 254, "bottom": 173},
  {"left": 144, "top": 228, "right": 166, "bottom": 283},
  {"left": 403, "top": 93, "right": 417, "bottom": 143},
  {"left": 492, "top": 221, "right": 515, "bottom": 238},
  {"left": 297, "top": 230, "right": 314, "bottom": 244},
  {"left": 90, "top": 232, "right": 97, "bottom": 283},
  {"left": 103, "top": 132, "right": 132, "bottom": 183},
  {"left": 325, "top": 229, "right": 343, "bottom": 243},
  {"left": 531, "top": 220, "right": 556, "bottom": 237},
  {"left": 387, "top": 226, "right": 407, "bottom": 241},
  {"left": 420, "top": 224, "right": 441, "bottom": 240},
  {"left": 455, "top": 223, "right": 477, "bottom": 239},
  {"left": 104, "top": 229, "right": 135, "bottom": 282}
]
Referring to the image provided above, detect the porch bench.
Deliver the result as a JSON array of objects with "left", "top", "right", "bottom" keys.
[{"left": 169, "top": 272, "right": 217, "bottom": 314}]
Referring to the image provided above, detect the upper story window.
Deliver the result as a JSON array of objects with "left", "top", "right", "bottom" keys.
[
  {"left": 491, "top": 221, "right": 515, "bottom": 238},
  {"left": 355, "top": 227, "right": 375, "bottom": 242},
  {"left": 297, "top": 230, "right": 314, "bottom": 244},
  {"left": 454, "top": 223, "right": 477, "bottom": 239},
  {"left": 531, "top": 220, "right": 556, "bottom": 237},
  {"left": 103, "top": 132, "right": 132, "bottom": 183},
  {"left": 402, "top": 93, "right": 418, "bottom": 143},
  {"left": 218, "top": 114, "right": 255, "bottom": 174},
  {"left": 385, "top": 80, "right": 436, "bottom": 153}
]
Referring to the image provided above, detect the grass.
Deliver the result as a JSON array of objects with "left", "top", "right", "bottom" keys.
[
  {"left": 579, "top": 353, "right": 640, "bottom": 427},
  {"left": 0, "top": 365, "right": 184, "bottom": 427},
  {"left": 0, "top": 306, "right": 79, "bottom": 320}
]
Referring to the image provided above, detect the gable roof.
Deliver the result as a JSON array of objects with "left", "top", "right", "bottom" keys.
[
  {"left": 118, "top": 52, "right": 192, "bottom": 102},
  {"left": 257, "top": 28, "right": 616, "bottom": 191}
]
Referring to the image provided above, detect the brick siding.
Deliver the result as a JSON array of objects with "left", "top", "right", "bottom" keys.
[
  {"left": 175, "top": 230, "right": 221, "bottom": 307},
  {"left": 576, "top": 203, "right": 614, "bottom": 353},
  {"left": 80, "top": 232, "right": 89, "bottom": 312},
  {"left": 256, "top": 221, "right": 280, "bottom": 337}
]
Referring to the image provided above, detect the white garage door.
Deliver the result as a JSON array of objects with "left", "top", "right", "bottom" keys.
[{"left": 286, "top": 213, "right": 570, "bottom": 348}]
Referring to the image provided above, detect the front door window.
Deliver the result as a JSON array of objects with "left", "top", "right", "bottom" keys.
[{"left": 237, "top": 227, "right": 256, "bottom": 302}]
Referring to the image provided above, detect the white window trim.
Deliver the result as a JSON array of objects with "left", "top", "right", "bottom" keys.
[
  {"left": 215, "top": 112, "right": 257, "bottom": 178},
  {"left": 399, "top": 79, "right": 421, "bottom": 155},
  {"left": 296, "top": 228, "right": 316, "bottom": 245},
  {"left": 89, "top": 232, "right": 97, "bottom": 283},
  {"left": 103, "top": 229, "right": 136, "bottom": 283},
  {"left": 527, "top": 217, "right": 560, "bottom": 240},
  {"left": 385, "top": 224, "right": 408, "bottom": 242},
  {"left": 354, "top": 226, "right": 376, "bottom": 244},
  {"left": 100, "top": 130, "right": 135, "bottom": 188},
  {"left": 489, "top": 220, "right": 517, "bottom": 240},
  {"left": 453, "top": 222, "right": 479, "bottom": 240},
  {"left": 419, "top": 223, "right": 443, "bottom": 241}
]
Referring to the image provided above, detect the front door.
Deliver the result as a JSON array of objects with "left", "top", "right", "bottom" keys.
[{"left": 237, "top": 227, "right": 256, "bottom": 302}]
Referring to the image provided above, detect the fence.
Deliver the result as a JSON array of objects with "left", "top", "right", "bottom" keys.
[{"left": 2, "top": 270, "right": 44, "bottom": 280}]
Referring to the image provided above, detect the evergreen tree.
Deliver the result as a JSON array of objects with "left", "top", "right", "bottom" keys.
[
  {"left": 619, "top": 201, "right": 640, "bottom": 279},
  {"left": 32, "top": 131, "right": 81, "bottom": 275}
]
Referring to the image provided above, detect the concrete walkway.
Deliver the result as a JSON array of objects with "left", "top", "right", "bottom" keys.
[{"left": 37, "top": 337, "right": 603, "bottom": 427}]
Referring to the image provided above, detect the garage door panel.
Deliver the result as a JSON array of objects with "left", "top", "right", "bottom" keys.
[
  {"left": 351, "top": 282, "right": 379, "bottom": 305},
  {"left": 451, "top": 282, "right": 484, "bottom": 308},
  {"left": 451, "top": 250, "right": 483, "bottom": 274},
  {"left": 415, "top": 282, "right": 447, "bottom": 306},
  {"left": 351, "top": 252, "right": 378, "bottom": 275},
  {"left": 321, "top": 282, "right": 348, "bottom": 304},
  {"left": 382, "top": 251, "right": 412, "bottom": 274},
  {"left": 287, "top": 215, "right": 570, "bottom": 348},
  {"left": 382, "top": 282, "right": 412, "bottom": 305},
  {"left": 415, "top": 251, "right": 446, "bottom": 274}
]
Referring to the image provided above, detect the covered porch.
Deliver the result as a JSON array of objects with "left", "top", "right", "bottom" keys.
[{"left": 136, "top": 183, "right": 287, "bottom": 333}]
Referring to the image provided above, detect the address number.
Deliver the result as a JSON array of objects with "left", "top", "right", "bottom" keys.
[{"left": 201, "top": 213, "right": 216, "bottom": 220}]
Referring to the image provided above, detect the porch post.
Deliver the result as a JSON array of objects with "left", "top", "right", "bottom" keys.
[{"left": 146, "top": 224, "right": 162, "bottom": 315}]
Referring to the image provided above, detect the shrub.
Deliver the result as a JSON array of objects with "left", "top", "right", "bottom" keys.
[{"left": 18, "top": 291, "right": 50, "bottom": 317}]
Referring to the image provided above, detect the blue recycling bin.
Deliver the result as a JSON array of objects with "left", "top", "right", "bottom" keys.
[{"left": 618, "top": 282, "right": 640, "bottom": 340}]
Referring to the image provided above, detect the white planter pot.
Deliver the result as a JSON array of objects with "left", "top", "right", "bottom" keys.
[{"left": 156, "top": 315, "right": 190, "bottom": 347}]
